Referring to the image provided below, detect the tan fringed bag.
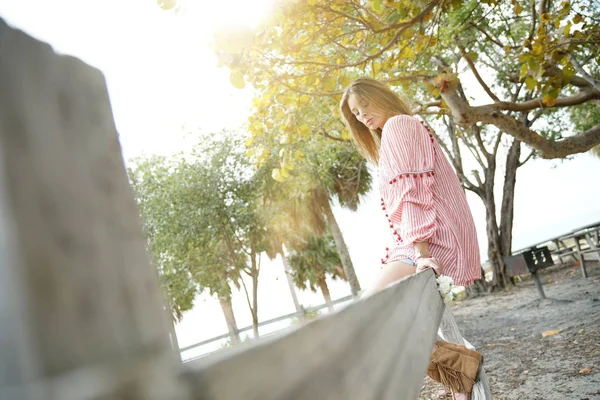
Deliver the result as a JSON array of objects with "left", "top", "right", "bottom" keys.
[{"left": 427, "top": 340, "right": 483, "bottom": 395}]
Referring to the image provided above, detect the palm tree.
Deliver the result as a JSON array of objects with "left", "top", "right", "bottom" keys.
[
  {"left": 256, "top": 132, "right": 372, "bottom": 298},
  {"left": 288, "top": 233, "right": 346, "bottom": 311},
  {"left": 258, "top": 155, "right": 328, "bottom": 318},
  {"left": 304, "top": 139, "right": 372, "bottom": 296}
]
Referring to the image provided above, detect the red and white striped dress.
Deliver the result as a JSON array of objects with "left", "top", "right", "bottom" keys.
[{"left": 378, "top": 115, "right": 481, "bottom": 287}]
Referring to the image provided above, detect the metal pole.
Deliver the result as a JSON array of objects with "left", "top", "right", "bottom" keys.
[{"left": 531, "top": 271, "right": 546, "bottom": 299}]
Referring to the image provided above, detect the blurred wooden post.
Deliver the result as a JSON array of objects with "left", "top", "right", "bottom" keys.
[{"left": 0, "top": 18, "right": 182, "bottom": 400}]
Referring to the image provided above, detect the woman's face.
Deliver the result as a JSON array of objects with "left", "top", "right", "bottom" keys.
[{"left": 347, "top": 93, "right": 386, "bottom": 130}]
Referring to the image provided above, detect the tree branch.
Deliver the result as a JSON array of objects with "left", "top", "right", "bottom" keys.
[
  {"left": 439, "top": 80, "right": 600, "bottom": 158},
  {"left": 239, "top": 273, "right": 254, "bottom": 314},
  {"left": 567, "top": 53, "right": 600, "bottom": 93},
  {"left": 472, "top": 169, "right": 484, "bottom": 188},
  {"left": 538, "top": 0, "right": 549, "bottom": 16},
  {"left": 458, "top": 44, "right": 501, "bottom": 102},
  {"left": 468, "top": 23, "right": 508, "bottom": 49},
  {"left": 440, "top": 116, "right": 478, "bottom": 190},
  {"left": 529, "top": 108, "right": 544, "bottom": 125},
  {"left": 266, "top": 70, "right": 432, "bottom": 97},
  {"left": 462, "top": 130, "right": 487, "bottom": 169},
  {"left": 317, "top": 4, "right": 375, "bottom": 32},
  {"left": 471, "top": 124, "right": 492, "bottom": 160},
  {"left": 474, "top": 87, "right": 600, "bottom": 113},
  {"left": 273, "top": 0, "right": 440, "bottom": 70},
  {"left": 320, "top": 128, "right": 349, "bottom": 142},
  {"left": 529, "top": 0, "right": 537, "bottom": 41},
  {"left": 548, "top": 65, "right": 593, "bottom": 88},
  {"left": 493, "top": 129, "right": 503, "bottom": 156},
  {"left": 518, "top": 149, "right": 536, "bottom": 167},
  {"left": 412, "top": 100, "right": 442, "bottom": 114},
  {"left": 477, "top": 113, "right": 600, "bottom": 159}
]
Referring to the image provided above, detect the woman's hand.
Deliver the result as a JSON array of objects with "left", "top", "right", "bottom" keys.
[{"left": 415, "top": 257, "right": 443, "bottom": 276}]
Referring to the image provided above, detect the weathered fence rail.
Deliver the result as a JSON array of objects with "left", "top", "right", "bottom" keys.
[
  {"left": 0, "top": 19, "right": 481, "bottom": 400},
  {"left": 183, "top": 270, "right": 444, "bottom": 400},
  {"left": 180, "top": 295, "right": 354, "bottom": 362}
]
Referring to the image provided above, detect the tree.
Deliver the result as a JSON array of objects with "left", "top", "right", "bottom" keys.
[
  {"left": 212, "top": 0, "right": 599, "bottom": 159},
  {"left": 129, "top": 131, "right": 268, "bottom": 340},
  {"left": 288, "top": 233, "right": 347, "bottom": 311},
  {"left": 204, "top": 0, "right": 599, "bottom": 291},
  {"left": 255, "top": 131, "right": 372, "bottom": 296},
  {"left": 129, "top": 154, "right": 243, "bottom": 343},
  {"left": 188, "top": 133, "right": 271, "bottom": 338},
  {"left": 303, "top": 138, "right": 372, "bottom": 295}
]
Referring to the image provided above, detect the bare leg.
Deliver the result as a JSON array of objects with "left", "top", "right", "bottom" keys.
[{"left": 361, "top": 260, "right": 416, "bottom": 299}]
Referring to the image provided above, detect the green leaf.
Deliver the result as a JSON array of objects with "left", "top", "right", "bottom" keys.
[
  {"left": 514, "top": 3, "right": 523, "bottom": 14},
  {"left": 528, "top": 57, "right": 541, "bottom": 74},
  {"left": 542, "top": 93, "right": 557, "bottom": 106},
  {"left": 562, "top": 63, "right": 575, "bottom": 78},
  {"left": 157, "top": 0, "right": 177, "bottom": 10},
  {"left": 272, "top": 168, "right": 285, "bottom": 182},
  {"left": 299, "top": 124, "right": 311, "bottom": 136},
  {"left": 372, "top": 60, "right": 382, "bottom": 76},
  {"left": 230, "top": 69, "right": 246, "bottom": 89},
  {"left": 401, "top": 28, "right": 415, "bottom": 40},
  {"left": 525, "top": 76, "right": 537, "bottom": 91},
  {"left": 540, "top": 13, "right": 551, "bottom": 23},
  {"left": 371, "top": 0, "right": 383, "bottom": 12},
  {"left": 399, "top": 46, "right": 415, "bottom": 60},
  {"left": 467, "top": 51, "right": 479, "bottom": 62}
]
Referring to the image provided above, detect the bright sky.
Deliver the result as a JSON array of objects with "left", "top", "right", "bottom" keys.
[{"left": 2, "top": 0, "right": 599, "bottom": 360}]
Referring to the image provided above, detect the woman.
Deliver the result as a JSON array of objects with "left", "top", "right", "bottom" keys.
[
  {"left": 340, "top": 77, "right": 481, "bottom": 296},
  {"left": 340, "top": 78, "right": 483, "bottom": 400}
]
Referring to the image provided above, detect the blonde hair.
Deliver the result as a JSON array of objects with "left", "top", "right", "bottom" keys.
[{"left": 340, "top": 78, "right": 412, "bottom": 164}]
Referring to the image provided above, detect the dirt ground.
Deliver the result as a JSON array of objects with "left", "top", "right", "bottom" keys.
[{"left": 418, "top": 261, "right": 600, "bottom": 400}]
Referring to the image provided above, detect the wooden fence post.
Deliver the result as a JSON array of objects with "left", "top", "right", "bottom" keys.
[{"left": 0, "top": 18, "right": 183, "bottom": 400}]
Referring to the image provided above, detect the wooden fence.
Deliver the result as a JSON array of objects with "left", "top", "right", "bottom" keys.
[{"left": 180, "top": 295, "right": 354, "bottom": 362}]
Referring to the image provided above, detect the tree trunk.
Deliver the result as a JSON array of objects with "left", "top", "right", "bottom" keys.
[
  {"left": 500, "top": 138, "right": 521, "bottom": 257},
  {"left": 280, "top": 248, "right": 305, "bottom": 320},
  {"left": 168, "top": 314, "right": 180, "bottom": 352},
  {"left": 218, "top": 294, "right": 240, "bottom": 345},
  {"left": 321, "top": 200, "right": 361, "bottom": 296},
  {"left": 478, "top": 158, "right": 508, "bottom": 291},
  {"left": 250, "top": 248, "right": 260, "bottom": 338},
  {"left": 465, "top": 267, "right": 489, "bottom": 297},
  {"left": 317, "top": 274, "right": 334, "bottom": 312},
  {"left": 163, "top": 296, "right": 181, "bottom": 351},
  {"left": 483, "top": 195, "right": 507, "bottom": 290}
]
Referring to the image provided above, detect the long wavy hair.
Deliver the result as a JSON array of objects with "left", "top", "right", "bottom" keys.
[{"left": 340, "top": 78, "right": 412, "bottom": 164}]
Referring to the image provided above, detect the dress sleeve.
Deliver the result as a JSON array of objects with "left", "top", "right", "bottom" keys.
[{"left": 381, "top": 115, "right": 437, "bottom": 245}]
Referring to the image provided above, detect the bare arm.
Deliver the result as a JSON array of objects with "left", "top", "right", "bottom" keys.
[
  {"left": 413, "top": 241, "right": 432, "bottom": 259},
  {"left": 414, "top": 241, "right": 443, "bottom": 276}
]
